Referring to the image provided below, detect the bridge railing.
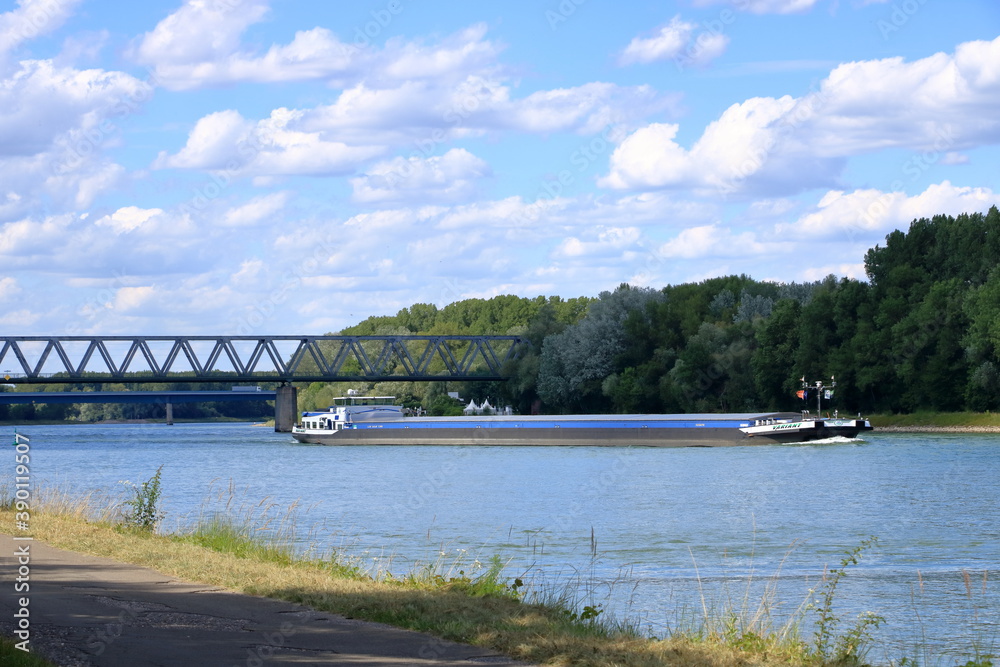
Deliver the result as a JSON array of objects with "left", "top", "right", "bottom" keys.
[{"left": 0, "top": 336, "right": 527, "bottom": 384}]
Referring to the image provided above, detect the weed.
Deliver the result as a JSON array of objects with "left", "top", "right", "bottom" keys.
[
  {"left": 811, "top": 536, "right": 885, "bottom": 664},
  {"left": 119, "top": 465, "right": 164, "bottom": 533}
]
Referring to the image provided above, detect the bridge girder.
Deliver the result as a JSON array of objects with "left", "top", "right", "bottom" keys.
[{"left": 0, "top": 336, "right": 527, "bottom": 384}]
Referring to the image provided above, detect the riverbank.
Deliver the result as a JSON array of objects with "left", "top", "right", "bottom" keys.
[
  {"left": 868, "top": 411, "right": 1000, "bottom": 432},
  {"left": 875, "top": 425, "right": 1000, "bottom": 433},
  {"left": 0, "top": 501, "right": 889, "bottom": 667}
]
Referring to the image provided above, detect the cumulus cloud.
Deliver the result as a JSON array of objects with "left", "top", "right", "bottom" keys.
[
  {"left": 0, "top": 205, "right": 203, "bottom": 279},
  {"left": 155, "top": 107, "right": 385, "bottom": 176},
  {"left": 776, "top": 182, "right": 1000, "bottom": 238},
  {"left": 618, "top": 15, "right": 728, "bottom": 67},
  {"left": 300, "top": 76, "right": 671, "bottom": 143},
  {"left": 129, "top": 0, "right": 275, "bottom": 89},
  {"left": 156, "top": 75, "right": 674, "bottom": 179},
  {"left": 599, "top": 96, "right": 814, "bottom": 194},
  {"left": 154, "top": 110, "right": 253, "bottom": 170},
  {"left": 379, "top": 23, "right": 504, "bottom": 83},
  {"left": 350, "top": 149, "right": 491, "bottom": 203},
  {"left": 552, "top": 227, "right": 643, "bottom": 261},
  {"left": 0, "top": 57, "right": 151, "bottom": 215},
  {"left": 657, "top": 223, "right": 787, "bottom": 259},
  {"left": 141, "top": 13, "right": 677, "bottom": 179},
  {"left": 601, "top": 35, "right": 1000, "bottom": 197},
  {"left": 112, "top": 285, "right": 157, "bottom": 312},
  {"left": 130, "top": 4, "right": 499, "bottom": 91},
  {"left": 0, "top": 60, "right": 147, "bottom": 157},
  {"left": 0, "top": 0, "right": 82, "bottom": 59},
  {"left": 94, "top": 206, "right": 164, "bottom": 234}
]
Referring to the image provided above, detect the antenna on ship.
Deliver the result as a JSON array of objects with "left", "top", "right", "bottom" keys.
[{"left": 800, "top": 375, "right": 836, "bottom": 417}]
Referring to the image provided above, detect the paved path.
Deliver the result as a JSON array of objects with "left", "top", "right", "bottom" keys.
[{"left": 0, "top": 534, "right": 529, "bottom": 666}]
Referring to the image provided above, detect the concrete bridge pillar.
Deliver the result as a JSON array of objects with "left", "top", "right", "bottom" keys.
[
  {"left": 274, "top": 385, "right": 298, "bottom": 433},
  {"left": 165, "top": 401, "right": 174, "bottom": 425}
]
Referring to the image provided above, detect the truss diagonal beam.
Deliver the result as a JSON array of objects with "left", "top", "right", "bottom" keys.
[{"left": 0, "top": 335, "right": 527, "bottom": 384}]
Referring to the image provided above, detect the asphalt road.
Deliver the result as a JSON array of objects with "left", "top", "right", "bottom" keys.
[{"left": 0, "top": 533, "right": 530, "bottom": 666}]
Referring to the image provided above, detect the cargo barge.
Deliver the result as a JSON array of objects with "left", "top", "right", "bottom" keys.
[{"left": 291, "top": 391, "right": 873, "bottom": 447}]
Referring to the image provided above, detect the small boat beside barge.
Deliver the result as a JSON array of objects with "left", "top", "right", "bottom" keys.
[{"left": 291, "top": 390, "right": 872, "bottom": 447}]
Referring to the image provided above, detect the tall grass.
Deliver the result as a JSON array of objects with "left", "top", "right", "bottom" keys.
[{"left": 172, "top": 478, "right": 317, "bottom": 567}]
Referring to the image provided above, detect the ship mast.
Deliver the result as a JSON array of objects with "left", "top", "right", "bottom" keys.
[{"left": 801, "top": 376, "right": 835, "bottom": 417}]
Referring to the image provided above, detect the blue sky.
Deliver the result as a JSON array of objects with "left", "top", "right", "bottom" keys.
[{"left": 1, "top": 0, "right": 999, "bottom": 336}]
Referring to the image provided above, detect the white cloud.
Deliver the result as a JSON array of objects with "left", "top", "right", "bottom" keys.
[
  {"left": 380, "top": 24, "right": 503, "bottom": 82},
  {"left": 297, "top": 76, "right": 673, "bottom": 143},
  {"left": 600, "top": 96, "right": 802, "bottom": 193},
  {"left": 552, "top": 227, "right": 642, "bottom": 260},
  {"left": 222, "top": 192, "right": 290, "bottom": 227},
  {"left": 131, "top": 7, "right": 499, "bottom": 91},
  {"left": 141, "top": 12, "right": 676, "bottom": 179},
  {"left": 0, "top": 0, "right": 82, "bottom": 58},
  {"left": 157, "top": 76, "right": 673, "bottom": 180},
  {"left": 693, "top": 0, "right": 819, "bottom": 13},
  {"left": 0, "top": 276, "right": 21, "bottom": 301},
  {"left": 618, "top": 15, "right": 729, "bottom": 67},
  {"left": 155, "top": 107, "right": 385, "bottom": 176},
  {"left": 0, "top": 214, "right": 75, "bottom": 260},
  {"left": 94, "top": 206, "right": 164, "bottom": 234},
  {"left": 155, "top": 110, "right": 253, "bottom": 170},
  {"left": 0, "top": 58, "right": 150, "bottom": 214},
  {"left": 801, "top": 263, "right": 867, "bottom": 281},
  {"left": 505, "top": 82, "right": 669, "bottom": 134},
  {"left": 805, "top": 37, "right": 1000, "bottom": 154},
  {"left": 129, "top": 0, "right": 272, "bottom": 89},
  {"left": 602, "top": 36, "right": 1000, "bottom": 196},
  {"left": 657, "top": 223, "right": 782, "bottom": 259},
  {"left": 230, "top": 258, "right": 265, "bottom": 286},
  {"left": 113, "top": 285, "right": 156, "bottom": 312},
  {"left": 777, "top": 181, "right": 1000, "bottom": 238},
  {"left": 350, "top": 149, "right": 491, "bottom": 203},
  {"left": 0, "top": 60, "right": 146, "bottom": 157}
]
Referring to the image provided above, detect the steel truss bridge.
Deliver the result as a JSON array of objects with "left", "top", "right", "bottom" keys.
[{"left": 0, "top": 335, "right": 527, "bottom": 385}]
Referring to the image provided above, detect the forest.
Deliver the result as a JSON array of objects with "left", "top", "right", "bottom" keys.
[
  {"left": 321, "top": 206, "right": 1000, "bottom": 417},
  {"left": 5, "top": 206, "right": 1000, "bottom": 421}
]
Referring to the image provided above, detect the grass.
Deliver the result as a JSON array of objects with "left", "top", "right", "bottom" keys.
[
  {"left": 1, "top": 482, "right": 994, "bottom": 667},
  {"left": 868, "top": 412, "right": 1000, "bottom": 429},
  {"left": 0, "top": 637, "right": 58, "bottom": 667}
]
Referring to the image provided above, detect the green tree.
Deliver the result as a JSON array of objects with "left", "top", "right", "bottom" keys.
[{"left": 537, "top": 285, "right": 666, "bottom": 412}]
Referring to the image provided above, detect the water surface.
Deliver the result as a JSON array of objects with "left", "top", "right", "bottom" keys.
[{"left": 9, "top": 423, "right": 999, "bottom": 662}]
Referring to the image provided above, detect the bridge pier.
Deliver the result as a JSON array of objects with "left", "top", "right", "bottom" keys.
[
  {"left": 165, "top": 401, "right": 173, "bottom": 425},
  {"left": 274, "top": 385, "right": 298, "bottom": 433}
]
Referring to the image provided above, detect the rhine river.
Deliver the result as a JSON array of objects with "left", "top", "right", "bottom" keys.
[{"left": 8, "top": 423, "right": 999, "bottom": 664}]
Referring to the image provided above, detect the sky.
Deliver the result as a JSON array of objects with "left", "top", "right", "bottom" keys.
[{"left": 1, "top": 0, "right": 999, "bottom": 337}]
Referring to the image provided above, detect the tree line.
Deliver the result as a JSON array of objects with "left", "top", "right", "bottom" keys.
[
  {"left": 332, "top": 206, "right": 1000, "bottom": 416},
  {"left": 0, "top": 381, "right": 274, "bottom": 423},
  {"left": 5, "top": 206, "right": 999, "bottom": 420}
]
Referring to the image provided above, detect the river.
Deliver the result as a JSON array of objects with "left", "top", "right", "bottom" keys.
[{"left": 7, "top": 423, "right": 999, "bottom": 664}]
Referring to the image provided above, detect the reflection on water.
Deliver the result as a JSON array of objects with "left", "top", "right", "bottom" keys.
[{"left": 10, "top": 423, "right": 1000, "bottom": 662}]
